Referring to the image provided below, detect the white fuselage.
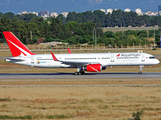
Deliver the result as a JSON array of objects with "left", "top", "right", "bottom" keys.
[{"left": 6, "top": 53, "right": 160, "bottom": 68}]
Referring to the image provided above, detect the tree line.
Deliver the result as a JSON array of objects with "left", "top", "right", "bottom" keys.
[
  {"left": 0, "top": 11, "right": 160, "bottom": 47},
  {"left": 66, "top": 10, "right": 161, "bottom": 27}
]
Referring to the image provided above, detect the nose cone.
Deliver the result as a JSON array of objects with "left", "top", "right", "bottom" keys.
[{"left": 154, "top": 59, "right": 160, "bottom": 64}]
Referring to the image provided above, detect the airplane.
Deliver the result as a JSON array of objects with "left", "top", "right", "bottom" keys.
[{"left": 3, "top": 31, "right": 160, "bottom": 75}]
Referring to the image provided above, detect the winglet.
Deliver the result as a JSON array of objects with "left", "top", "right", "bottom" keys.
[
  {"left": 51, "top": 52, "right": 59, "bottom": 61},
  {"left": 68, "top": 48, "right": 72, "bottom": 54}
]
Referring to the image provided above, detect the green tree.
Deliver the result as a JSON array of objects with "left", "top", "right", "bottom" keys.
[
  {"left": 93, "top": 10, "right": 106, "bottom": 27},
  {"left": 0, "top": 12, "right": 3, "bottom": 18},
  {"left": 0, "top": 16, "right": 12, "bottom": 38},
  {"left": 17, "top": 13, "right": 38, "bottom": 23},
  {"left": 66, "top": 12, "right": 77, "bottom": 22},
  {"left": 104, "top": 31, "right": 115, "bottom": 38},
  {"left": 3, "top": 12, "right": 15, "bottom": 19},
  {"left": 83, "top": 11, "right": 94, "bottom": 23},
  {"left": 57, "top": 14, "right": 66, "bottom": 23},
  {"left": 50, "top": 17, "right": 64, "bottom": 39},
  {"left": 66, "top": 21, "right": 79, "bottom": 32}
]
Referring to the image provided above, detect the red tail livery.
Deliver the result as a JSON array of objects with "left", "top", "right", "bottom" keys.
[{"left": 3, "top": 31, "right": 35, "bottom": 57}]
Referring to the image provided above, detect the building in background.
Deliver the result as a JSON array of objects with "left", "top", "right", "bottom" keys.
[
  {"left": 50, "top": 12, "right": 58, "bottom": 17},
  {"left": 158, "top": 5, "right": 161, "bottom": 12},
  {"left": 124, "top": 8, "right": 131, "bottom": 12},
  {"left": 19, "top": 11, "right": 28, "bottom": 15},
  {"left": 61, "top": 12, "right": 68, "bottom": 18},
  {"left": 107, "top": 9, "right": 113, "bottom": 14},
  {"left": 18, "top": 6, "right": 161, "bottom": 19},
  {"left": 18, "top": 11, "right": 38, "bottom": 16},
  {"left": 29, "top": 12, "right": 38, "bottom": 16},
  {"left": 158, "top": 5, "right": 161, "bottom": 15},
  {"left": 135, "top": 8, "right": 143, "bottom": 15},
  {"left": 100, "top": 9, "right": 105, "bottom": 13},
  {"left": 38, "top": 11, "right": 49, "bottom": 18}
]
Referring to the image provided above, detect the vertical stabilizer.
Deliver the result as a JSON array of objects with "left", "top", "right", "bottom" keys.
[
  {"left": 3, "top": 31, "right": 35, "bottom": 57},
  {"left": 68, "top": 48, "right": 72, "bottom": 54}
]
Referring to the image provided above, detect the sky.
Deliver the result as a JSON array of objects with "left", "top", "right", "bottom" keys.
[{"left": 0, "top": 0, "right": 161, "bottom": 14}]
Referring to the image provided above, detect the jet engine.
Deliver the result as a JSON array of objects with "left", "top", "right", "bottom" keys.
[{"left": 81, "top": 64, "right": 106, "bottom": 72}]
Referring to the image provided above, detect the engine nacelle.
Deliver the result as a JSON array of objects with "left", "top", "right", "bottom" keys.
[{"left": 81, "top": 64, "right": 104, "bottom": 72}]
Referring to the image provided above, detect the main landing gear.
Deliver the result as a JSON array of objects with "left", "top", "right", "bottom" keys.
[
  {"left": 74, "top": 71, "right": 85, "bottom": 75},
  {"left": 74, "top": 67, "right": 85, "bottom": 75},
  {"left": 138, "top": 65, "right": 144, "bottom": 75}
]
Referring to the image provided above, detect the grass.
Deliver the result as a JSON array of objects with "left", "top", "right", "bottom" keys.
[
  {"left": 0, "top": 78, "right": 161, "bottom": 85},
  {"left": 46, "top": 115, "right": 69, "bottom": 119},
  {"left": 0, "top": 97, "right": 10, "bottom": 102},
  {"left": 0, "top": 115, "right": 32, "bottom": 119},
  {"left": 0, "top": 115, "right": 69, "bottom": 119},
  {"left": 0, "top": 104, "right": 7, "bottom": 108},
  {"left": 0, "top": 85, "right": 161, "bottom": 119}
]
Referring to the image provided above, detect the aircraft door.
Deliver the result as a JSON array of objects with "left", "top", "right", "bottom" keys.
[
  {"left": 31, "top": 56, "right": 34, "bottom": 64},
  {"left": 111, "top": 55, "right": 114, "bottom": 62},
  {"left": 141, "top": 54, "right": 145, "bottom": 62}
]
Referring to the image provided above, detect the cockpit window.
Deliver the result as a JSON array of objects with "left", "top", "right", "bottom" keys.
[{"left": 149, "top": 56, "right": 155, "bottom": 59}]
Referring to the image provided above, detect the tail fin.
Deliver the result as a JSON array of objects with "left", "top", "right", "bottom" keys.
[
  {"left": 68, "top": 48, "right": 72, "bottom": 54},
  {"left": 3, "top": 31, "right": 35, "bottom": 57},
  {"left": 51, "top": 52, "right": 59, "bottom": 61}
]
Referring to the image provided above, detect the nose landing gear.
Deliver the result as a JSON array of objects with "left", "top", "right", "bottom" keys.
[{"left": 138, "top": 65, "right": 144, "bottom": 75}]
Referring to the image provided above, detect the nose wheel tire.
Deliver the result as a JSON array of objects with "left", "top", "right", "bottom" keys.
[{"left": 138, "top": 71, "right": 142, "bottom": 75}]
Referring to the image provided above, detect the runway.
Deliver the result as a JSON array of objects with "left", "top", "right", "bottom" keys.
[
  {"left": 0, "top": 72, "right": 161, "bottom": 79},
  {"left": 0, "top": 57, "right": 7, "bottom": 59}
]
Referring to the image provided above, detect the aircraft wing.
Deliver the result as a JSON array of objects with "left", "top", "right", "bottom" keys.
[
  {"left": 51, "top": 52, "right": 99, "bottom": 66},
  {"left": 60, "top": 61, "right": 99, "bottom": 66}
]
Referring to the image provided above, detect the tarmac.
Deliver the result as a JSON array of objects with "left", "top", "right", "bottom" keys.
[{"left": 0, "top": 72, "right": 161, "bottom": 79}]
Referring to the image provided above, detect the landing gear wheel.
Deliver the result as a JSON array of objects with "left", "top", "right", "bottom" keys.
[
  {"left": 138, "top": 71, "right": 142, "bottom": 75},
  {"left": 74, "top": 72, "right": 78, "bottom": 75},
  {"left": 74, "top": 72, "right": 81, "bottom": 75},
  {"left": 74, "top": 66, "right": 85, "bottom": 75},
  {"left": 80, "top": 71, "right": 85, "bottom": 74}
]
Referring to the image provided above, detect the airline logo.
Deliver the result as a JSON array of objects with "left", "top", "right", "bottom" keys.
[
  {"left": 116, "top": 54, "right": 120, "bottom": 57},
  {"left": 116, "top": 54, "right": 141, "bottom": 59},
  {"left": 37, "top": 61, "right": 40, "bottom": 64}
]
